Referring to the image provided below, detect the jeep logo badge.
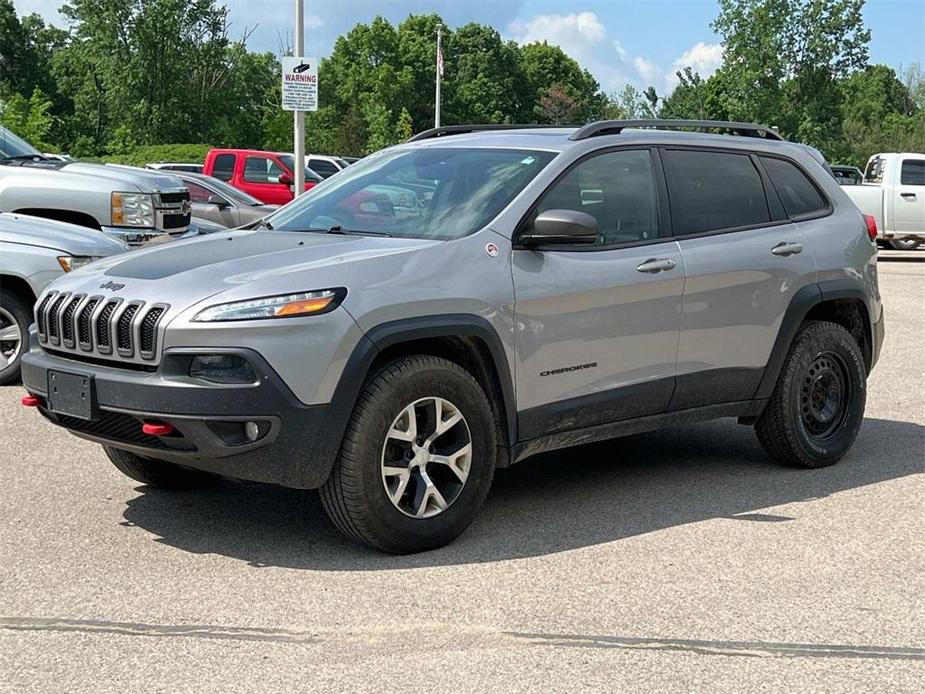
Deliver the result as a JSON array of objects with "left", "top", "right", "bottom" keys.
[{"left": 99, "top": 280, "right": 125, "bottom": 292}]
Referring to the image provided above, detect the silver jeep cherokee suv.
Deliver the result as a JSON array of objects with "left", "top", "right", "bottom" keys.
[{"left": 21, "top": 120, "right": 884, "bottom": 553}]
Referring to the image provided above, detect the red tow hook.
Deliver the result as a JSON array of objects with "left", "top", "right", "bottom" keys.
[
  {"left": 21, "top": 394, "right": 43, "bottom": 407},
  {"left": 142, "top": 421, "right": 176, "bottom": 436}
]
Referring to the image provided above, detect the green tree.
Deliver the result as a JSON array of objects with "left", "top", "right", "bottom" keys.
[
  {"left": 659, "top": 67, "right": 707, "bottom": 119},
  {"left": 0, "top": 87, "right": 58, "bottom": 150},
  {"left": 520, "top": 41, "right": 604, "bottom": 122}
]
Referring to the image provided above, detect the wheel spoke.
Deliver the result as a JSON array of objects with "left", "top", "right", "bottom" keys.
[
  {"left": 386, "top": 405, "right": 417, "bottom": 443},
  {"left": 423, "top": 402, "right": 463, "bottom": 447},
  {"left": 0, "top": 324, "right": 20, "bottom": 342},
  {"left": 382, "top": 465, "right": 411, "bottom": 505},
  {"left": 413, "top": 470, "right": 448, "bottom": 518},
  {"left": 429, "top": 442, "right": 472, "bottom": 483}
]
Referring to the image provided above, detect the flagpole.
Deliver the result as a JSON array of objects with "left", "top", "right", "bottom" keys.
[
  {"left": 435, "top": 24, "right": 442, "bottom": 128},
  {"left": 293, "top": 0, "right": 305, "bottom": 198}
]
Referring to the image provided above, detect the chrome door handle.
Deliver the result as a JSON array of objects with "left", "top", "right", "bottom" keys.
[
  {"left": 636, "top": 258, "right": 677, "bottom": 273},
  {"left": 900, "top": 192, "right": 917, "bottom": 200},
  {"left": 771, "top": 242, "right": 803, "bottom": 257}
]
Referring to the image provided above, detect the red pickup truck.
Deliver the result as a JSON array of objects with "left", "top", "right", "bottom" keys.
[{"left": 202, "top": 148, "right": 322, "bottom": 205}]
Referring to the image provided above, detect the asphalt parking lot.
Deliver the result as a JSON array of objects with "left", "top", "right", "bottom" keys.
[{"left": 1, "top": 254, "right": 922, "bottom": 692}]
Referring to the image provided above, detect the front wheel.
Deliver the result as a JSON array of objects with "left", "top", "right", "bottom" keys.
[
  {"left": 320, "top": 355, "right": 497, "bottom": 553},
  {"left": 0, "top": 291, "right": 31, "bottom": 385},
  {"left": 755, "top": 321, "right": 866, "bottom": 468},
  {"left": 104, "top": 446, "right": 219, "bottom": 489}
]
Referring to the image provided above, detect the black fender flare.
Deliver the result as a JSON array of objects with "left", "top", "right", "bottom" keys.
[
  {"left": 311, "top": 314, "right": 517, "bottom": 481},
  {"left": 754, "top": 279, "right": 873, "bottom": 399}
]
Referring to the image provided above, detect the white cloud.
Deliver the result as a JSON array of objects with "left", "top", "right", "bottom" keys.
[{"left": 509, "top": 11, "right": 723, "bottom": 98}]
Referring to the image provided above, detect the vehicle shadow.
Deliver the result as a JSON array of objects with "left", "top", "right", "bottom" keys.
[{"left": 121, "top": 417, "right": 923, "bottom": 570}]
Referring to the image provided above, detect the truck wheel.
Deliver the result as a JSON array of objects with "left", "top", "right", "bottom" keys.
[
  {"left": 103, "top": 446, "right": 219, "bottom": 489},
  {"left": 755, "top": 321, "right": 866, "bottom": 468},
  {"left": 320, "top": 355, "right": 496, "bottom": 553},
  {"left": 0, "top": 291, "right": 31, "bottom": 385},
  {"left": 889, "top": 239, "right": 921, "bottom": 251}
]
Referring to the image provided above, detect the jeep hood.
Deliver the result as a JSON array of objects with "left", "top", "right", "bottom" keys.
[{"left": 52, "top": 229, "right": 440, "bottom": 307}]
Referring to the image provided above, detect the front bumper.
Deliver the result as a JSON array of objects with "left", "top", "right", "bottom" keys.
[{"left": 21, "top": 343, "right": 335, "bottom": 489}]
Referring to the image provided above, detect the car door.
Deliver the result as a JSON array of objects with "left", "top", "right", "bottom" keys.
[
  {"left": 889, "top": 157, "right": 925, "bottom": 235},
  {"left": 512, "top": 148, "right": 684, "bottom": 440},
  {"left": 239, "top": 155, "right": 293, "bottom": 205},
  {"left": 663, "top": 148, "right": 818, "bottom": 409}
]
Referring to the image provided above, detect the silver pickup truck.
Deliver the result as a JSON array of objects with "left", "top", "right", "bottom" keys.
[{"left": 0, "top": 126, "right": 191, "bottom": 245}]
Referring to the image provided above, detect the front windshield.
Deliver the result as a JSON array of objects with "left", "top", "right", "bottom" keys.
[
  {"left": 266, "top": 147, "right": 556, "bottom": 239},
  {"left": 0, "top": 125, "right": 42, "bottom": 159},
  {"left": 201, "top": 175, "right": 263, "bottom": 206}
]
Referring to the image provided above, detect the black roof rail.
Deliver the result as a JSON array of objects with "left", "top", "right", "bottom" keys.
[
  {"left": 569, "top": 119, "right": 784, "bottom": 142},
  {"left": 407, "top": 124, "right": 566, "bottom": 142}
]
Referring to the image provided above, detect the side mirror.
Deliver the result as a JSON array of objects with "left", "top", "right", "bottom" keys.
[
  {"left": 519, "top": 209, "right": 599, "bottom": 246},
  {"left": 278, "top": 172, "right": 293, "bottom": 187},
  {"left": 207, "top": 194, "right": 229, "bottom": 208}
]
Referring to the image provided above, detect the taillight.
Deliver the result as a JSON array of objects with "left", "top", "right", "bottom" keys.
[{"left": 864, "top": 214, "right": 878, "bottom": 242}]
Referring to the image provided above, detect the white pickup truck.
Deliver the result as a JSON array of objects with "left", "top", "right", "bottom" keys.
[{"left": 843, "top": 153, "right": 925, "bottom": 250}]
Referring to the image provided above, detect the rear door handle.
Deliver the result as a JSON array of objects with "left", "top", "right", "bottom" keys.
[
  {"left": 771, "top": 242, "right": 803, "bottom": 257},
  {"left": 900, "top": 192, "right": 917, "bottom": 200},
  {"left": 636, "top": 258, "right": 677, "bottom": 273}
]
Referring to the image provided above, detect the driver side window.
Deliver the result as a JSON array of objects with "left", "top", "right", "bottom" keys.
[{"left": 537, "top": 149, "right": 659, "bottom": 247}]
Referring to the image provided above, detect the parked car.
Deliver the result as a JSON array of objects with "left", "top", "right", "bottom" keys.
[
  {"left": 843, "top": 152, "right": 925, "bottom": 250},
  {"left": 202, "top": 148, "right": 322, "bottom": 205},
  {"left": 168, "top": 171, "right": 278, "bottom": 228},
  {"left": 340, "top": 157, "right": 362, "bottom": 165},
  {"left": 0, "top": 212, "right": 128, "bottom": 383},
  {"left": 0, "top": 125, "right": 192, "bottom": 244},
  {"left": 147, "top": 162, "right": 204, "bottom": 174},
  {"left": 304, "top": 154, "right": 350, "bottom": 179},
  {"left": 21, "top": 120, "right": 883, "bottom": 554},
  {"left": 832, "top": 164, "right": 863, "bottom": 186}
]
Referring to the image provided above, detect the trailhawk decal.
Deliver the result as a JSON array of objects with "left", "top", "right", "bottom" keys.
[{"left": 540, "top": 362, "right": 598, "bottom": 377}]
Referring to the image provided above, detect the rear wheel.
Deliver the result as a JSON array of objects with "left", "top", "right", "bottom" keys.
[
  {"left": 755, "top": 321, "right": 866, "bottom": 468},
  {"left": 320, "top": 355, "right": 496, "bottom": 553},
  {"left": 0, "top": 292, "right": 31, "bottom": 385},
  {"left": 104, "top": 446, "right": 219, "bottom": 489},
  {"left": 889, "top": 238, "right": 922, "bottom": 251}
]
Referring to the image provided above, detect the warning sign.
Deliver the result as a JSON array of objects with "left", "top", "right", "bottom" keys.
[{"left": 281, "top": 56, "right": 318, "bottom": 112}]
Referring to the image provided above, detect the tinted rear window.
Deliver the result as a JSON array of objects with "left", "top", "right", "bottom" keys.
[
  {"left": 212, "top": 153, "right": 235, "bottom": 181},
  {"left": 761, "top": 157, "right": 828, "bottom": 217},
  {"left": 662, "top": 150, "right": 770, "bottom": 235},
  {"left": 901, "top": 159, "right": 925, "bottom": 186}
]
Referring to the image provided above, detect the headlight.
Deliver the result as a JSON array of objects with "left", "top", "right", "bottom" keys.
[
  {"left": 57, "top": 256, "right": 99, "bottom": 272},
  {"left": 192, "top": 289, "right": 346, "bottom": 322},
  {"left": 111, "top": 192, "right": 155, "bottom": 227}
]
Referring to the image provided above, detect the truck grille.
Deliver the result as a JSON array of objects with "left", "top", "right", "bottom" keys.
[
  {"left": 158, "top": 191, "right": 189, "bottom": 205},
  {"left": 162, "top": 212, "right": 191, "bottom": 230},
  {"left": 36, "top": 290, "right": 169, "bottom": 364}
]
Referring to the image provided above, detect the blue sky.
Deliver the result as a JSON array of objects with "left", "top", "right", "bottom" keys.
[{"left": 13, "top": 0, "right": 925, "bottom": 95}]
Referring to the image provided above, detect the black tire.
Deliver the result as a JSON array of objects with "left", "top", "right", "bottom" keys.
[
  {"left": 320, "top": 355, "right": 497, "bottom": 553},
  {"left": 755, "top": 321, "right": 866, "bottom": 468},
  {"left": 103, "top": 446, "right": 219, "bottom": 489},
  {"left": 889, "top": 239, "right": 921, "bottom": 251},
  {"left": 0, "top": 290, "right": 32, "bottom": 386}
]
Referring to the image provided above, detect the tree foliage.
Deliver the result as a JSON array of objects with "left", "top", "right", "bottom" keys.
[{"left": 0, "top": 0, "right": 919, "bottom": 166}]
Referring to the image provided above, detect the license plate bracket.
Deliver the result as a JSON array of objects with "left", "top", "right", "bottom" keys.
[{"left": 47, "top": 370, "right": 96, "bottom": 420}]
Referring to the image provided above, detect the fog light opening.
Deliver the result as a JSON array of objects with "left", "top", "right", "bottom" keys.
[{"left": 189, "top": 354, "right": 257, "bottom": 384}]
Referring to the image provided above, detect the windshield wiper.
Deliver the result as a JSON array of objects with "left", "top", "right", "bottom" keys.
[{"left": 250, "top": 219, "right": 273, "bottom": 230}]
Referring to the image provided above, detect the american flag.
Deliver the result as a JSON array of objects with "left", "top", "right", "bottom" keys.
[{"left": 437, "top": 44, "right": 444, "bottom": 78}]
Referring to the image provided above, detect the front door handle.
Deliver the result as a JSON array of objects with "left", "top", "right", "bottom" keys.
[
  {"left": 771, "top": 242, "right": 803, "bottom": 257},
  {"left": 900, "top": 192, "right": 917, "bottom": 200},
  {"left": 636, "top": 258, "right": 677, "bottom": 273}
]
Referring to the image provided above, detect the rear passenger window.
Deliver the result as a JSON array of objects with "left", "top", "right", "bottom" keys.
[
  {"left": 662, "top": 150, "right": 770, "bottom": 235},
  {"left": 901, "top": 160, "right": 925, "bottom": 186},
  {"left": 212, "top": 154, "right": 235, "bottom": 182},
  {"left": 536, "top": 149, "right": 659, "bottom": 246},
  {"left": 760, "top": 157, "right": 828, "bottom": 217}
]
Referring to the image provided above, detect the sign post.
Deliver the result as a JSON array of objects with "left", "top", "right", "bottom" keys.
[{"left": 284, "top": 0, "right": 319, "bottom": 198}]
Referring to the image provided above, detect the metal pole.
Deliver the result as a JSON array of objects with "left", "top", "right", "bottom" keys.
[
  {"left": 434, "top": 25, "right": 442, "bottom": 128},
  {"left": 293, "top": 0, "right": 305, "bottom": 198}
]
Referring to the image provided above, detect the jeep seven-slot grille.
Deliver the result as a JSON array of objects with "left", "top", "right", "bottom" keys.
[{"left": 36, "top": 291, "right": 168, "bottom": 364}]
